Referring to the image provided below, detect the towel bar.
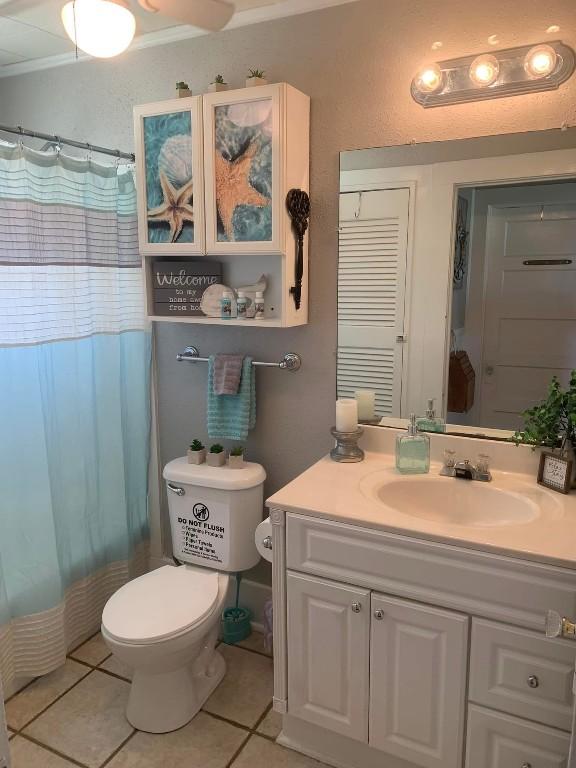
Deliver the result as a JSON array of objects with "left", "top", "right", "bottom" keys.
[{"left": 176, "top": 346, "right": 302, "bottom": 372}]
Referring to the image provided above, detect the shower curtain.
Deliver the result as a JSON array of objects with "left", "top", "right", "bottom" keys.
[{"left": 0, "top": 143, "right": 151, "bottom": 690}]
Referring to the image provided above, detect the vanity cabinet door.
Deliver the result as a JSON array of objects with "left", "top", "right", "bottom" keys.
[
  {"left": 286, "top": 571, "right": 370, "bottom": 742},
  {"left": 369, "top": 594, "right": 468, "bottom": 768}
]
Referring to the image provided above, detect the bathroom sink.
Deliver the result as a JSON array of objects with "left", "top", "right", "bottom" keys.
[{"left": 361, "top": 475, "right": 558, "bottom": 528}]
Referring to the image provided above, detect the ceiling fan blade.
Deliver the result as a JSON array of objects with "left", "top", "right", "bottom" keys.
[{"left": 137, "top": 0, "right": 234, "bottom": 31}]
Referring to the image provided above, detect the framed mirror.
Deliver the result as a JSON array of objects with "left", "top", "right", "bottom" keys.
[{"left": 338, "top": 128, "right": 576, "bottom": 439}]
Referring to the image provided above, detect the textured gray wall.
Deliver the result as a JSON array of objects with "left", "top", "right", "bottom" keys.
[{"left": 2, "top": 0, "right": 576, "bottom": 583}]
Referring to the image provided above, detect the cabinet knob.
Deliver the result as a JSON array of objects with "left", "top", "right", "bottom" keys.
[
  {"left": 374, "top": 609, "right": 384, "bottom": 620},
  {"left": 521, "top": 763, "right": 532, "bottom": 768},
  {"left": 527, "top": 675, "right": 539, "bottom": 689},
  {"left": 351, "top": 601, "right": 362, "bottom": 613}
]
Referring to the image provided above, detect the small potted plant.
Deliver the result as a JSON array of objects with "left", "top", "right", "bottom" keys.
[
  {"left": 228, "top": 445, "right": 245, "bottom": 469},
  {"left": 176, "top": 80, "right": 192, "bottom": 98},
  {"left": 208, "top": 74, "right": 229, "bottom": 93},
  {"left": 187, "top": 439, "right": 206, "bottom": 464},
  {"left": 246, "top": 68, "right": 267, "bottom": 87},
  {"left": 207, "top": 443, "right": 226, "bottom": 467}
]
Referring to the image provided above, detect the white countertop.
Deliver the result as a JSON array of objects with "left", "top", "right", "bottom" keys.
[{"left": 266, "top": 451, "right": 576, "bottom": 569}]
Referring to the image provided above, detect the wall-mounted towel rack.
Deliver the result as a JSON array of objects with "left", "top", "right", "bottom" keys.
[{"left": 176, "top": 346, "right": 302, "bottom": 371}]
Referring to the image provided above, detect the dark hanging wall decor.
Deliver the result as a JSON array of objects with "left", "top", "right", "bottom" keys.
[{"left": 286, "top": 188, "right": 310, "bottom": 310}]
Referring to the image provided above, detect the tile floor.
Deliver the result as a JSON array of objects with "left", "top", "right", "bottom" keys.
[{"left": 5, "top": 630, "right": 326, "bottom": 768}]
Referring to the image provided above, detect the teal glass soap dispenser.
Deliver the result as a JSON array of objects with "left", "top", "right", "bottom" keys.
[
  {"left": 395, "top": 414, "right": 430, "bottom": 474},
  {"left": 416, "top": 398, "right": 446, "bottom": 433}
]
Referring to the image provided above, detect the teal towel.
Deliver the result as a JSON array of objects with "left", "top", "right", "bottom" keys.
[{"left": 207, "top": 355, "right": 256, "bottom": 440}]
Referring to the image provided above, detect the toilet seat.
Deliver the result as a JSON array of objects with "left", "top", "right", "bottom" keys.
[{"left": 102, "top": 565, "right": 221, "bottom": 645}]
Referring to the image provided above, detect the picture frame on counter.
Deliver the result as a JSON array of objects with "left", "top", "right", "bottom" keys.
[
  {"left": 537, "top": 451, "right": 573, "bottom": 494},
  {"left": 134, "top": 96, "right": 205, "bottom": 255}
]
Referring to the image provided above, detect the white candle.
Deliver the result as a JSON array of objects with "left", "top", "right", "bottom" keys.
[
  {"left": 355, "top": 390, "right": 376, "bottom": 421},
  {"left": 336, "top": 398, "right": 358, "bottom": 433}
]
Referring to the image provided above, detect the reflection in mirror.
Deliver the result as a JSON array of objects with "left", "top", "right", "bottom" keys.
[{"left": 338, "top": 129, "right": 576, "bottom": 438}]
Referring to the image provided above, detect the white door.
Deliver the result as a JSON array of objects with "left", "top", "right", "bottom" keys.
[
  {"left": 286, "top": 572, "right": 370, "bottom": 742},
  {"left": 480, "top": 192, "right": 576, "bottom": 429},
  {"left": 338, "top": 188, "right": 410, "bottom": 416},
  {"left": 369, "top": 594, "right": 468, "bottom": 768}
]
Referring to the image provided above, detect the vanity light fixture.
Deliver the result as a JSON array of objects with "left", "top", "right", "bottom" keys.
[
  {"left": 61, "top": 0, "right": 136, "bottom": 58},
  {"left": 411, "top": 40, "right": 575, "bottom": 107}
]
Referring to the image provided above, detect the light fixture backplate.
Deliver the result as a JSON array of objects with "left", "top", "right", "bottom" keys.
[{"left": 411, "top": 40, "right": 575, "bottom": 108}]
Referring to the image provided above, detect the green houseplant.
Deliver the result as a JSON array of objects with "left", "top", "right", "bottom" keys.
[
  {"left": 187, "top": 439, "right": 206, "bottom": 465},
  {"left": 176, "top": 81, "right": 192, "bottom": 98},
  {"left": 208, "top": 74, "right": 229, "bottom": 93},
  {"left": 207, "top": 443, "right": 226, "bottom": 467},
  {"left": 228, "top": 445, "right": 244, "bottom": 469},
  {"left": 512, "top": 372, "right": 576, "bottom": 485},
  {"left": 246, "top": 68, "right": 267, "bottom": 87}
]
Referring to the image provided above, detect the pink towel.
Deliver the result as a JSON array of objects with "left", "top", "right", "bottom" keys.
[{"left": 213, "top": 354, "right": 244, "bottom": 395}]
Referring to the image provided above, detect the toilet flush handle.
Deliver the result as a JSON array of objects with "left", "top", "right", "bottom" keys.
[{"left": 167, "top": 483, "right": 185, "bottom": 497}]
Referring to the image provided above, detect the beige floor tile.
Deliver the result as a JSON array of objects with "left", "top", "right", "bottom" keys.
[
  {"left": 231, "top": 735, "right": 329, "bottom": 768},
  {"left": 235, "top": 631, "right": 272, "bottom": 657},
  {"left": 6, "top": 659, "right": 90, "bottom": 730},
  {"left": 10, "top": 735, "right": 78, "bottom": 768},
  {"left": 69, "top": 631, "right": 111, "bottom": 666},
  {"left": 24, "top": 670, "right": 132, "bottom": 768},
  {"left": 99, "top": 654, "right": 133, "bottom": 680},
  {"left": 256, "top": 707, "right": 282, "bottom": 739},
  {"left": 107, "top": 711, "right": 246, "bottom": 768},
  {"left": 203, "top": 645, "right": 273, "bottom": 728}
]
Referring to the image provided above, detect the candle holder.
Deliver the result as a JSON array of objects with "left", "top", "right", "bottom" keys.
[{"left": 330, "top": 426, "right": 364, "bottom": 463}]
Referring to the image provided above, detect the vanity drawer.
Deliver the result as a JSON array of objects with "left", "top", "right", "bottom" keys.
[
  {"left": 285, "top": 513, "right": 576, "bottom": 631},
  {"left": 466, "top": 705, "right": 569, "bottom": 768},
  {"left": 470, "top": 619, "right": 575, "bottom": 731}
]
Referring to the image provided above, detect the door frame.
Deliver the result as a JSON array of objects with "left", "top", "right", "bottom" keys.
[
  {"left": 338, "top": 180, "right": 416, "bottom": 418},
  {"left": 342, "top": 148, "right": 576, "bottom": 420}
]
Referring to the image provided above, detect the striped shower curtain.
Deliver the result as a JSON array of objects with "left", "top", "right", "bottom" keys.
[{"left": 0, "top": 143, "right": 151, "bottom": 691}]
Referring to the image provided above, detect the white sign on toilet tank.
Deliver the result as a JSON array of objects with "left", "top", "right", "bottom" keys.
[{"left": 174, "top": 498, "right": 230, "bottom": 565}]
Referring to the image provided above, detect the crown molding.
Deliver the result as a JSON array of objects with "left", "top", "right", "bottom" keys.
[{"left": 0, "top": 0, "right": 359, "bottom": 78}]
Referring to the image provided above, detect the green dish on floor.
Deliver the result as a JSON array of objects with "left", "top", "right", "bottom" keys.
[{"left": 221, "top": 606, "right": 252, "bottom": 645}]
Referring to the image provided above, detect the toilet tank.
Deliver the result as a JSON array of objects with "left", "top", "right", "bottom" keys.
[{"left": 163, "top": 457, "right": 266, "bottom": 572}]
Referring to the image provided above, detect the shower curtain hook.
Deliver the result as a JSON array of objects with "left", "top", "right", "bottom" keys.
[
  {"left": 55, "top": 136, "right": 62, "bottom": 156},
  {"left": 86, "top": 142, "right": 92, "bottom": 162},
  {"left": 17, "top": 125, "right": 24, "bottom": 152}
]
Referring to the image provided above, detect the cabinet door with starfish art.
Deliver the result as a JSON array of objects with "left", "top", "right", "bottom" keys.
[
  {"left": 203, "top": 85, "right": 283, "bottom": 255},
  {"left": 134, "top": 96, "right": 205, "bottom": 255}
]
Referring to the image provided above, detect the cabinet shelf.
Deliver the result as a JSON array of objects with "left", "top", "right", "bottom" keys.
[{"left": 149, "top": 314, "right": 285, "bottom": 328}]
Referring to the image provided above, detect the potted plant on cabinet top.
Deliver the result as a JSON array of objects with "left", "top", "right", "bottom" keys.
[
  {"left": 207, "top": 444, "right": 226, "bottom": 467},
  {"left": 176, "top": 81, "right": 192, "bottom": 98},
  {"left": 187, "top": 439, "right": 206, "bottom": 464},
  {"left": 246, "top": 69, "right": 267, "bottom": 87},
  {"left": 228, "top": 445, "right": 244, "bottom": 469},
  {"left": 512, "top": 371, "right": 576, "bottom": 487},
  {"left": 208, "top": 74, "right": 229, "bottom": 93}
]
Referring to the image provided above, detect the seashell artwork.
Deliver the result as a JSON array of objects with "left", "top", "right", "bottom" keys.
[
  {"left": 200, "top": 283, "right": 235, "bottom": 317},
  {"left": 227, "top": 101, "right": 273, "bottom": 130},
  {"left": 158, "top": 134, "right": 193, "bottom": 189}
]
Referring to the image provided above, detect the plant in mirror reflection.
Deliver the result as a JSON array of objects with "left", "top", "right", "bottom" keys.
[{"left": 512, "top": 371, "right": 576, "bottom": 452}]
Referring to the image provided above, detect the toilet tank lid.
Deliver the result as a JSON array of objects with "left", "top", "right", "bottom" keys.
[{"left": 163, "top": 457, "right": 266, "bottom": 490}]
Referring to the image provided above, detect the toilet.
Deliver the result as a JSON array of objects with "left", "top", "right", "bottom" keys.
[{"left": 101, "top": 456, "right": 266, "bottom": 733}]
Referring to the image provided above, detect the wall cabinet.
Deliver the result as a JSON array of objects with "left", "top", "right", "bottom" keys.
[
  {"left": 133, "top": 84, "right": 310, "bottom": 327},
  {"left": 274, "top": 511, "right": 576, "bottom": 768}
]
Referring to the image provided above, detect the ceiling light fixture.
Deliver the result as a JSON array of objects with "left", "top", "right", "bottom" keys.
[
  {"left": 61, "top": 0, "right": 136, "bottom": 58},
  {"left": 411, "top": 40, "right": 575, "bottom": 107}
]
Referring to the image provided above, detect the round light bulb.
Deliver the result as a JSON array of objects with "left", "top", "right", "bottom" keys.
[
  {"left": 61, "top": 0, "right": 136, "bottom": 58},
  {"left": 469, "top": 54, "right": 500, "bottom": 87},
  {"left": 414, "top": 64, "right": 443, "bottom": 94},
  {"left": 524, "top": 44, "right": 557, "bottom": 78}
]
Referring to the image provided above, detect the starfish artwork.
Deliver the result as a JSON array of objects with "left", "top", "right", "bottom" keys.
[
  {"left": 147, "top": 170, "right": 194, "bottom": 243},
  {"left": 214, "top": 139, "right": 270, "bottom": 241}
]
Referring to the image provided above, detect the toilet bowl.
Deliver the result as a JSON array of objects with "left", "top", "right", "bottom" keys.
[
  {"left": 101, "top": 564, "right": 230, "bottom": 733},
  {"left": 102, "top": 457, "right": 266, "bottom": 733}
]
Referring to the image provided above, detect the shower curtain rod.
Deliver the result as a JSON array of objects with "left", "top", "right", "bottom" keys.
[{"left": 0, "top": 123, "right": 135, "bottom": 161}]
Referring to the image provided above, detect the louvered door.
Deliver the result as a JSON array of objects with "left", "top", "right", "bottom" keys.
[{"left": 338, "top": 188, "right": 410, "bottom": 416}]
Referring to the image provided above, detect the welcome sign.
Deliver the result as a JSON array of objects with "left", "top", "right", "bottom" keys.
[{"left": 153, "top": 260, "right": 221, "bottom": 315}]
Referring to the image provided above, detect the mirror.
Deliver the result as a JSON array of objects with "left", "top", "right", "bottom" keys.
[{"left": 338, "top": 128, "right": 576, "bottom": 438}]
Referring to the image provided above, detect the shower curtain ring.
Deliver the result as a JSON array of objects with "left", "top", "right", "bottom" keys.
[
  {"left": 55, "top": 136, "right": 62, "bottom": 156},
  {"left": 86, "top": 142, "right": 92, "bottom": 162}
]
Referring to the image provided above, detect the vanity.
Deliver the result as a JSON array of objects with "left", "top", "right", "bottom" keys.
[{"left": 266, "top": 428, "right": 576, "bottom": 768}]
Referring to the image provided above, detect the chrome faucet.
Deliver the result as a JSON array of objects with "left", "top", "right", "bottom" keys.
[{"left": 440, "top": 451, "right": 492, "bottom": 482}]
